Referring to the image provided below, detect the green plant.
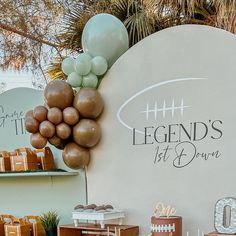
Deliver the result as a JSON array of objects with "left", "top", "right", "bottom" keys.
[{"left": 40, "top": 211, "right": 60, "bottom": 231}]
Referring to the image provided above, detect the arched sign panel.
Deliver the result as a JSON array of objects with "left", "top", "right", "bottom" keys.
[
  {"left": 0, "top": 88, "right": 86, "bottom": 224},
  {"left": 87, "top": 25, "right": 236, "bottom": 235},
  {"left": 0, "top": 88, "right": 43, "bottom": 149}
]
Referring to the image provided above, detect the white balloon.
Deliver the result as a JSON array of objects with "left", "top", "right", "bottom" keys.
[
  {"left": 67, "top": 72, "right": 82, "bottom": 88},
  {"left": 82, "top": 13, "right": 129, "bottom": 67},
  {"left": 82, "top": 73, "right": 98, "bottom": 88},
  {"left": 61, "top": 57, "right": 75, "bottom": 75},
  {"left": 91, "top": 56, "right": 108, "bottom": 76},
  {"left": 74, "top": 53, "right": 92, "bottom": 76}
]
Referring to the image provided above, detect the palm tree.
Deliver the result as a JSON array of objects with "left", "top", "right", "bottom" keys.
[{"left": 48, "top": 0, "right": 236, "bottom": 80}]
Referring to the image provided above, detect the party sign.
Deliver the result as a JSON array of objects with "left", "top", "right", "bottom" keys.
[
  {"left": 87, "top": 25, "right": 236, "bottom": 235},
  {"left": 0, "top": 88, "right": 43, "bottom": 148},
  {"left": 0, "top": 88, "right": 87, "bottom": 223}
]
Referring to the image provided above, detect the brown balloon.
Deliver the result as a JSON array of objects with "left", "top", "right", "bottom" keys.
[
  {"left": 48, "top": 135, "right": 66, "bottom": 150},
  {"left": 39, "top": 120, "right": 55, "bottom": 138},
  {"left": 25, "top": 110, "right": 33, "bottom": 119},
  {"left": 73, "top": 88, "right": 104, "bottom": 119},
  {"left": 56, "top": 123, "right": 71, "bottom": 140},
  {"left": 73, "top": 119, "right": 101, "bottom": 148},
  {"left": 44, "top": 80, "right": 74, "bottom": 110},
  {"left": 33, "top": 106, "right": 48, "bottom": 122},
  {"left": 47, "top": 107, "right": 63, "bottom": 125},
  {"left": 30, "top": 132, "right": 47, "bottom": 149},
  {"left": 48, "top": 135, "right": 61, "bottom": 146},
  {"left": 62, "top": 142, "right": 90, "bottom": 169},
  {"left": 63, "top": 107, "right": 80, "bottom": 125},
  {"left": 25, "top": 117, "right": 39, "bottom": 133}
]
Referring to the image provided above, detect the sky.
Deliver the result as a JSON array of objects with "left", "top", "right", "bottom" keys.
[{"left": 0, "top": 70, "right": 33, "bottom": 92}]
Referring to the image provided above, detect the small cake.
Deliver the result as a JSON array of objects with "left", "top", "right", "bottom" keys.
[
  {"left": 151, "top": 216, "right": 182, "bottom": 236},
  {"left": 74, "top": 204, "right": 84, "bottom": 211},
  {"left": 84, "top": 204, "right": 97, "bottom": 212}
]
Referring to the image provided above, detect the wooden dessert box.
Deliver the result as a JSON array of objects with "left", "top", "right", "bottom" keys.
[
  {"left": 34, "top": 147, "right": 55, "bottom": 170},
  {"left": 0, "top": 219, "right": 4, "bottom": 236},
  {"left": 10, "top": 148, "right": 38, "bottom": 171},
  {"left": 0, "top": 151, "right": 11, "bottom": 172},
  {"left": 4, "top": 218, "right": 31, "bottom": 236},
  {"left": 58, "top": 223, "right": 139, "bottom": 236},
  {"left": 24, "top": 215, "right": 46, "bottom": 236}
]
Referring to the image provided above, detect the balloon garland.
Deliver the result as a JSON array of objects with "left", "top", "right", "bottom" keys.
[
  {"left": 25, "top": 13, "right": 129, "bottom": 170},
  {"left": 25, "top": 81, "right": 104, "bottom": 169},
  {"left": 62, "top": 13, "right": 129, "bottom": 90}
]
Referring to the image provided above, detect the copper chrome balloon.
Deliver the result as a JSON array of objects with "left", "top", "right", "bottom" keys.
[
  {"left": 44, "top": 80, "right": 74, "bottom": 110},
  {"left": 73, "top": 119, "right": 101, "bottom": 148},
  {"left": 47, "top": 107, "right": 63, "bottom": 125},
  {"left": 63, "top": 107, "right": 80, "bottom": 125},
  {"left": 73, "top": 88, "right": 104, "bottom": 119},
  {"left": 56, "top": 123, "right": 71, "bottom": 140},
  {"left": 30, "top": 132, "right": 47, "bottom": 149},
  {"left": 25, "top": 110, "right": 34, "bottom": 119},
  {"left": 25, "top": 117, "right": 39, "bottom": 133},
  {"left": 39, "top": 120, "right": 55, "bottom": 138},
  {"left": 62, "top": 142, "right": 90, "bottom": 169},
  {"left": 33, "top": 106, "right": 48, "bottom": 122}
]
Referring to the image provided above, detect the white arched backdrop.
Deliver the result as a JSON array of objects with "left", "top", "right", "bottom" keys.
[{"left": 87, "top": 25, "right": 236, "bottom": 235}]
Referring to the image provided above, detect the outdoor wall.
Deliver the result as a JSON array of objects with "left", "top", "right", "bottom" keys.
[
  {"left": 0, "top": 88, "right": 87, "bottom": 223},
  {"left": 87, "top": 25, "right": 236, "bottom": 235}
]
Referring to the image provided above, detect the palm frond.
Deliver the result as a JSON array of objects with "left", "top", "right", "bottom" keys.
[
  {"left": 46, "top": 57, "right": 66, "bottom": 80},
  {"left": 58, "top": 8, "right": 92, "bottom": 51},
  {"left": 47, "top": 0, "right": 236, "bottom": 82}
]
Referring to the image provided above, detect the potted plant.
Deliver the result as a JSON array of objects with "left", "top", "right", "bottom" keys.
[{"left": 40, "top": 211, "right": 60, "bottom": 236}]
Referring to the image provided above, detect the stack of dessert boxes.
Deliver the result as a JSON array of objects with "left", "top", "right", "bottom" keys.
[
  {"left": 0, "top": 214, "right": 45, "bottom": 236},
  {"left": 0, "top": 147, "right": 55, "bottom": 172}
]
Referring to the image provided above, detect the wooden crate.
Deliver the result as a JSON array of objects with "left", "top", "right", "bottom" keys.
[
  {"left": 0, "top": 220, "right": 5, "bottom": 236},
  {"left": 10, "top": 148, "right": 38, "bottom": 171},
  {"left": 5, "top": 218, "right": 31, "bottom": 236},
  {"left": 34, "top": 147, "right": 55, "bottom": 170},
  {"left": 1, "top": 215, "right": 14, "bottom": 224},
  {"left": 24, "top": 215, "right": 46, "bottom": 236},
  {"left": 58, "top": 223, "right": 139, "bottom": 236},
  {"left": 0, "top": 151, "right": 11, "bottom": 172}
]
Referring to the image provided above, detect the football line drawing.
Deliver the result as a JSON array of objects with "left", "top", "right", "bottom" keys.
[
  {"left": 117, "top": 77, "right": 207, "bottom": 134},
  {"left": 140, "top": 98, "right": 191, "bottom": 120}
]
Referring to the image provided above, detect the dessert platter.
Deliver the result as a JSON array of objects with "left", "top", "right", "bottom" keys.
[{"left": 72, "top": 204, "right": 125, "bottom": 228}]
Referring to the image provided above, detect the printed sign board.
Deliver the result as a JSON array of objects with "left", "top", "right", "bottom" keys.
[
  {"left": 0, "top": 88, "right": 86, "bottom": 223},
  {"left": 87, "top": 25, "right": 236, "bottom": 235},
  {"left": 0, "top": 88, "right": 43, "bottom": 149}
]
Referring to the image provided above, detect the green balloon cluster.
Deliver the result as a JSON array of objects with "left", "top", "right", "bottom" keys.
[
  {"left": 62, "top": 13, "right": 129, "bottom": 90},
  {"left": 62, "top": 53, "right": 108, "bottom": 89}
]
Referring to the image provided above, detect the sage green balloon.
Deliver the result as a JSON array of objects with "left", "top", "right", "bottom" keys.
[
  {"left": 74, "top": 53, "right": 92, "bottom": 75},
  {"left": 62, "top": 57, "right": 75, "bottom": 75},
  {"left": 91, "top": 56, "right": 108, "bottom": 76},
  {"left": 82, "top": 73, "right": 98, "bottom": 88},
  {"left": 67, "top": 72, "right": 82, "bottom": 88},
  {"left": 82, "top": 13, "right": 129, "bottom": 67}
]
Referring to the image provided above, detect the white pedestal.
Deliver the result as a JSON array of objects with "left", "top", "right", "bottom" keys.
[{"left": 72, "top": 210, "right": 125, "bottom": 228}]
